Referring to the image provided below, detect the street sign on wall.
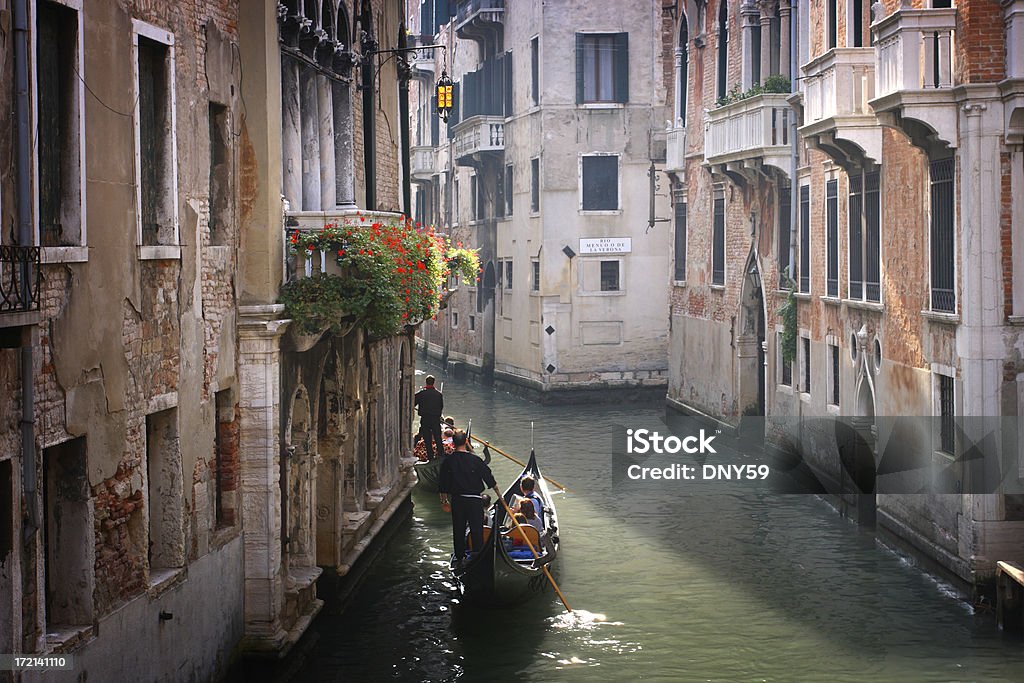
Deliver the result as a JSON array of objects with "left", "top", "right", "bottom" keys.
[{"left": 579, "top": 237, "right": 632, "bottom": 254}]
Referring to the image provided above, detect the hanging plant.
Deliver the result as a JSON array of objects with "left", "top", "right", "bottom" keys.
[
  {"left": 445, "top": 245, "right": 481, "bottom": 285},
  {"left": 282, "top": 218, "right": 474, "bottom": 338},
  {"left": 777, "top": 268, "right": 798, "bottom": 364}
]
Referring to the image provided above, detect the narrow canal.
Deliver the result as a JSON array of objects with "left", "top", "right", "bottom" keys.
[{"left": 281, "top": 364, "right": 1024, "bottom": 682}]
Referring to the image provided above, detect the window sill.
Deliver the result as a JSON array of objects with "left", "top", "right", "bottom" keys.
[
  {"left": 41, "top": 246, "right": 89, "bottom": 264},
  {"left": 530, "top": 290, "right": 542, "bottom": 297},
  {"left": 45, "top": 624, "right": 95, "bottom": 654},
  {"left": 793, "top": 291, "right": 813, "bottom": 301},
  {"left": 138, "top": 245, "right": 182, "bottom": 260},
  {"left": 826, "top": 403, "right": 840, "bottom": 415},
  {"left": 672, "top": 280, "right": 687, "bottom": 288},
  {"left": 578, "top": 102, "right": 625, "bottom": 110},
  {"left": 842, "top": 298, "right": 884, "bottom": 312},
  {"left": 529, "top": 210, "right": 541, "bottom": 217},
  {"left": 799, "top": 391, "right": 812, "bottom": 403},
  {"left": 578, "top": 289, "right": 626, "bottom": 297},
  {"left": 709, "top": 284, "right": 726, "bottom": 291},
  {"left": 776, "top": 384, "right": 794, "bottom": 396},
  {"left": 1008, "top": 315, "right": 1024, "bottom": 326},
  {"left": 820, "top": 295, "right": 842, "bottom": 306},
  {"left": 148, "top": 567, "right": 187, "bottom": 598},
  {"left": 578, "top": 209, "right": 621, "bottom": 216},
  {"left": 922, "top": 309, "right": 959, "bottom": 325}
]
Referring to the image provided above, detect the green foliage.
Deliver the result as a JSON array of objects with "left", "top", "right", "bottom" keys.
[
  {"left": 283, "top": 218, "right": 469, "bottom": 338},
  {"left": 715, "top": 76, "right": 792, "bottom": 107},
  {"left": 445, "top": 246, "right": 481, "bottom": 285},
  {"left": 777, "top": 268, "right": 798, "bottom": 364}
]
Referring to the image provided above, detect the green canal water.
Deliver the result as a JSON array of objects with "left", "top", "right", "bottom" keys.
[{"left": 282, "top": 366, "right": 1024, "bottom": 682}]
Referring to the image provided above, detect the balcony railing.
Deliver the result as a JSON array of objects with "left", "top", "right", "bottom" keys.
[
  {"left": 411, "top": 145, "right": 436, "bottom": 179},
  {"left": 704, "top": 93, "right": 791, "bottom": 177},
  {"left": 800, "top": 48, "right": 881, "bottom": 166},
  {"left": 284, "top": 209, "right": 403, "bottom": 282},
  {"left": 0, "top": 245, "right": 41, "bottom": 314},
  {"left": 453, "top": 116, "right": 504, "bottom": 162},
  {"left": 871, "top": 7, "right": 958, "bottom": 148},
  {"left": 665, "top": 125, "right": 687, "bottom": 175},
  {"left": 456, "top": 0, "right": 504, "bottom": 26}
]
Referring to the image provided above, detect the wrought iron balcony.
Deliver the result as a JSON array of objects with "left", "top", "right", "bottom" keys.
[
  {"left": 455, "top": 0, "right": 503, "bottom": 44},
  {"left": 704, "top": 93, "right": 791, "bottom": 182},
  {"left": 0, "top": 245, "right": 41, "bottom": 325},
  {"left": 411, "top": 145, "right": 437, "bottom": 180},
  {"left": 665, "top": 124, "right": 687, "bottom": 175},
  {"left": 452, "top": 116, "right": 504, "bottom": 165},
  {"left": 800, "top": 48, "right": 881, "bottom": 169},
  {"left": 870, "top": 7, "right": 958, "bottom": 151}
]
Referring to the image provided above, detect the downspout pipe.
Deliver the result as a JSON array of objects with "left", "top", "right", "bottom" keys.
[
  {"left": 398, "top": 25, "right": 412, "bottom": 217},
  {"left": 14, "top": 0, "right": 39, "bottom": 541},
  {"left": 788, "top": 0, "right": 799, "bottom": 286},
  {"left": 361, "top": 14, "right": 377, "bottom": 211}
]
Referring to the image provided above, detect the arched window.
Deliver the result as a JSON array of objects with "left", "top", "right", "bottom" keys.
[
  {"left": 676, "top": 16, "right": 689, "bottom": 125},
  {"left": 717, "top": 1, "right": 728, "bottom": 100}
]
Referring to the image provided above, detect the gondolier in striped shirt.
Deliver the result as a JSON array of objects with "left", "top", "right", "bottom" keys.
[{"left": 438, "top": 430, "right": 501, "bottom": 568}]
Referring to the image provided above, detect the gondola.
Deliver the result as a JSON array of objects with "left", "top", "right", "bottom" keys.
[{"left": 450, "top": 449, "right": 560, "bottom": 607}]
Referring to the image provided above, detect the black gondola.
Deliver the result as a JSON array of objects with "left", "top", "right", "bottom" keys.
[{"left": 449, "top": 449, "right": 560, "bottom": 607}]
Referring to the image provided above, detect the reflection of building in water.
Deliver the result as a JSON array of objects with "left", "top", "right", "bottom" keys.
[
  {"left": 663, "top": 0, "right": 1024, "bottom": 595},
  {"left": 412, "top": 0, "right": 672, "bottom": 400}
]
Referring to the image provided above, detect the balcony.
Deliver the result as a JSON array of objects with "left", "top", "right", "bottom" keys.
[
  {"left": 452, "top": 116, "right": 504, "bottom": 165},
  {"left": 0, "top": 245, "right": 41, "bottom": 328},
  {"left": 704, "top": 93, "right": 791, "bottom": 183},
  {"left": 800, "top": 48, "right": 881, "bottom": 169},
  {"left": 870, "top": 7, "right": 958, "bottom": 151},
  {"left": 455, "top": 0, "right": 503, "bottom": 45},
  {"left": 409, "top": 37, "right": 436, "bottom": 82},
  {"left": 665, "top": 124, "right": 687, "bottom": 176},
  {"left": 411, "top": 145, "right": 437, "bottom": 180},
  {"left": 284, "top": 209, "right": 402, "bottom": 282}
]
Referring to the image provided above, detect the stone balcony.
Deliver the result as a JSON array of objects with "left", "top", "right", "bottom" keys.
[
  {"left": 455, "top": 0, "right": 503, "bottom": 44},
  {"left": 800, "top": 48, "right": 881, "bottom": 169},
  {"left": 1003, "top": 0, "right": 1024, "bottom": 144},
  {"left": 284, "top": 209, "right": 403, "bottom": 282},
  {"left": 704, "top": 93, "right": 791, "bottom": 183},
  {"left": 452, "top": 115, "right": 504, "bottom": 166},
  {"left": 411, "top": 145, "right": 437, "bottom": 180},
  {"left": 870, "top": 7, "right": 958, "bottom": 151},
  {"left": 665, "top": 124, "right": 687, "bottom": 176}
]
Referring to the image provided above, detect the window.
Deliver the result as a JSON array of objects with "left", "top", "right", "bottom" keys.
[
  {"left": 208, "top": 103, "right": 232, "bottom": 245},
  {"left": 828, "top": 343, "right": 840, "bottom": 406},
  {"left": 799, "top": 184, "right": 810, "bottom": 293},
  {"left": 43, "top": 438, "right": 93, "bottom": 627},
  {"left": 851, "top": 0, "right": 865, "bottom": 48},
  {"left": 826, "top": 179, "right": 839, "bottom": 297},
  {"left": 470, "top": 174, "right": 479, "bottom": 220},
  {"left": 828, "top": 0, "right": 838, "bottom": 49},
  {"left": 600, "top": 260, "right": 620, "bottom": 291},
  {"left": 147, "top": 408, "right": 184, "bottom": 572},
  {"left": 676, "top": 20, "right": 689, "bottom": 123},
  {"left": 750, "top": 16, "right": 762, "bottom": 86},
  {"left": 505, "top": 260, "right": 513, "bottom": 291},
  {"left": 581, "top": 155, "right": 619, "bottom": 211},
  {"left": 938, "top": 374, "right": 955, "bottom": 454},
  {"left": 469, "top": 315, "right": 476, "bottom": 331},
  {"left": 531, "top": 36, "right": 539, "bottom": 105},
  {"left": 575, "top": 33, "right": 629, "bottom": 104},
  {"left": 133, "top": 22, "right": 178, "bottom": 250},
  {"left": 532, "top": 259, "right": 540, "bottom": 292},
  {"left": 453, "top": 177, "right": 460, "bottom": 224},
  {"left": 712, "top": 188, "right": 725, "bottom": 286},
  {"left": 36, "top": 0, "right": 85, "bottom": 249},
  {"left": 214, "top": 389, "right": 237, "bottom": 528},
  {"left": 802, "top": 336, "right": 812, "bottom": 394},
  {"left": 674, "top": 199, "right": 687, "bottom": 281},
  {"left": 778, "top": 188, "right": 791, "bottom": 287},
  {"left": 849, "top": 170, "right": 881, "bottom": 302},
  {"left": 778, "top": 333, "right": 793, "bottom": 387},
  {"left": 530, "top": 157, "right": 540, "bottom": 212},
  {"left": 717, "top": 1, "right": 729, "bottom": 100},
  {"left": 452, "top": 311, "right": 459, "bottom": 328},
  {"left": 930, "top": 157, "right": 955, "bottom": 312},
  {"left": 504, "top": 164, "right": 514, "bottom": 217}
]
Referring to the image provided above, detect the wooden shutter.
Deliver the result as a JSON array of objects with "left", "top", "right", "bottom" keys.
[
  {"left": 613, "top": 33, "right": 629, "bottom": 103},
  {"left": 504, "top": 51, "right": 513, "bottom": 117},
  {"left": 575, "top": 33, "right": 585, "bottom": 104}
]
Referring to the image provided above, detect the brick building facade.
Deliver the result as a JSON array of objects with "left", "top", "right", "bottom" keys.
[
  {"left": 665, "top": 0, "right": 1024, "bottom": 592},
  {"left": 0, "top": 0, "right": 417, "bottom": 679}
]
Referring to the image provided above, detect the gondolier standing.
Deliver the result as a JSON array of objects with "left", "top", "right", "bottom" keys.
[
  {"left": 439, "top": 430, "right": 501, "bottom": 568},
  {"left": 414, "top": 375, "right": 444, "bottom": 461}
]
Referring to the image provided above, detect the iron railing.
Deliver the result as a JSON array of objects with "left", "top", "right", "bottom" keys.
[{"left": 0, "top": 245, "right": 41, "bottom": 313}]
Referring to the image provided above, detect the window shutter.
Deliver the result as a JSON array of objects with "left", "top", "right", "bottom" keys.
[
  {"left": 420, "top": 0, "right": 432, "bottom": 40},
  {"left": 613, "top": 32, "right": 629, "bottom": 103},
  {"left": 434, "top": 0, "right": 448, "bottom": 34},
  {"left": 575, "top": 33, "right": 584, "bottom": 104},
  {"left": 504, "top": 51, "right": 513, "bottom": 117},
  {"left": 431, "top": 95, "right": 440, "bottom": 146}
]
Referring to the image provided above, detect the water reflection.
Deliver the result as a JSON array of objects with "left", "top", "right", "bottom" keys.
[{"left": 279, "top": 364, "right": 1024, "bottom": 682}]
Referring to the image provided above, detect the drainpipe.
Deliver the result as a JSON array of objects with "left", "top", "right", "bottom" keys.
[
  {"left": 788, "top": 0, "right": 799, "bottom": 284},
  {"left": 361, "top": 14, "right": 377, "bottom": 211},
  {"left": 398, "top": 25, "right": 412, "bottom": 217},
  {"left": 14, "top": 0, "right": 39, "bottom": 542}
]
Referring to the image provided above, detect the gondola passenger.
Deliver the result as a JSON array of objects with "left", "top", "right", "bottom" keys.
[{"left": 519, "top": 476, "right": 545, "bottom": 524}]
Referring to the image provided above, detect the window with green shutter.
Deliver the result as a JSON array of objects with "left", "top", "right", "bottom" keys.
[{"left": 576, "top": 32, "right": 629, "bottom": 104}]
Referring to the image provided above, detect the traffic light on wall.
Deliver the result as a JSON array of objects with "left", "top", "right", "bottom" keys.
[{"left": 436, "top": 71, "right": 453, "bottom": 122}]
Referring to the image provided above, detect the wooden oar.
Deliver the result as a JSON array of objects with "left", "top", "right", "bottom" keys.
[
  {"left": 498, "top": 495, "right": 572, "bottom": 613},
  {"left": 469, "top": 435, "right": 572, "bottom": 492}
]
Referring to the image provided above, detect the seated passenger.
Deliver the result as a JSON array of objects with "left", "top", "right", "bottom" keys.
[
  {"left": 519, "top": 476, "right": 544, "bottom": 523},
  {"left": 515, "top": 496, "right": 544, "bottom": 535},
  {"left": 443, "top": 416, "right": 456, "bottom": 429}
]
